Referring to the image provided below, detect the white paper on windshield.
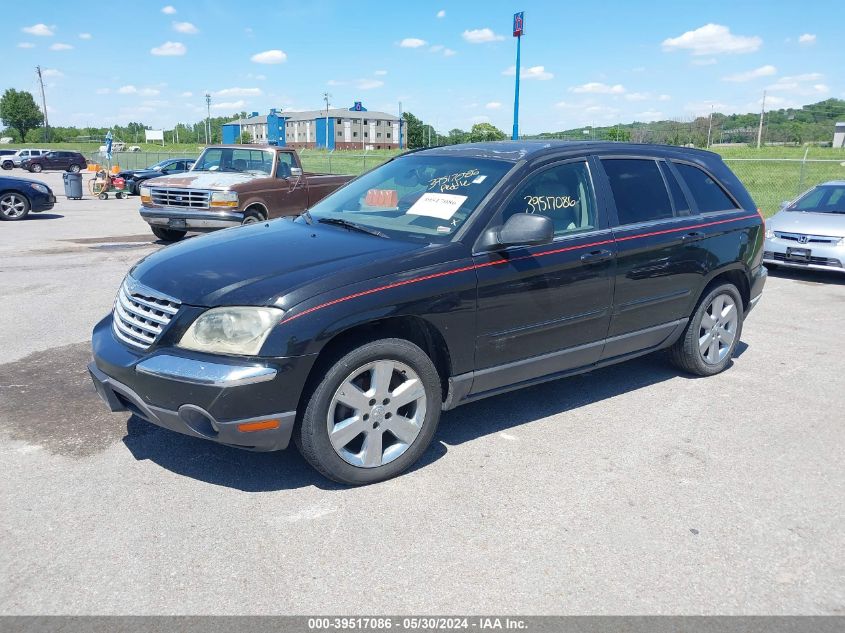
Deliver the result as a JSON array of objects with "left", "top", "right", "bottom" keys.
[{"left": 406, "top": 193, "right": 468, "bottom": 220}]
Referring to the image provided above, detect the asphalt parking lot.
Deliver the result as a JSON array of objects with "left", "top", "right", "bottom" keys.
[{"left": 1, "top": 169, "right": 843, "bottom": 615}]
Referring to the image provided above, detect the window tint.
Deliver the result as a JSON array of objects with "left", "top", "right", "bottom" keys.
[
  {"left": 602, "top": 159, "right": 673, "bottom": 224},
  {"left": 660, "top": 162, "right": 690, "bottom": 216},
  {"left": 501, "top": 161, "right": 597, "bottom": 236},
  {"left": 674, "top": 162, "right": 738, "bottom": 213}
]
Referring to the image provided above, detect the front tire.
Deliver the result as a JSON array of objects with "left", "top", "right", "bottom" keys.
[
  {"left": 670, "top": 282, "right": 743, "bottom": 377},
  {"left": 241, "top": 209, "right": 264, "bottom": 225},
  {"left": 151, "top": 226, "right": 187, "bottom": 242},
  {"left": 0, "top": 192, "right": 31, "bottom": 220},
  {"left": 296, "top": 338, "right": 442, "bottom": 485},
  {"left": 30, "top": 164, "right": 42, "bottom": 173}
]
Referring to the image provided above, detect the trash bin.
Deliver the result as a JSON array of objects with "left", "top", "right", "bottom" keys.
[{"left": 63, "top": 172, "right": 83, "bottom": 200}]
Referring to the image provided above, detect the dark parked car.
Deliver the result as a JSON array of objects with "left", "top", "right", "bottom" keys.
[
  {"left": 22, "top": 151, "right": 87, "bottom": 173},
  {"left": 89, "top": 141, "right": 766, "bottom": 485},
  {"left": 0, "top": 174, "right": 56, "bottom": 220},
  {"left": 118, "top": 158, "right": 195, "bottom": 195}
]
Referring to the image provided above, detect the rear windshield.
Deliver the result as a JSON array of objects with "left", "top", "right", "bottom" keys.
[
  {"left": 788, "top": 185, "right": 845, "bottom": 214},
  {"left": 299, "top": 154, "right": 513, "bottom": 242}
]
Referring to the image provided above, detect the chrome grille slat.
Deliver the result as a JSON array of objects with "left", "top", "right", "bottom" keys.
[
  {"left": 149, "top": 187, "right": 210, "bottom": 209},
  {"left": 773, "top": 231, "right": 840, "bottom": 244},
  {"left": 112, "top": 279, "right": 181, "bottom": 351}
]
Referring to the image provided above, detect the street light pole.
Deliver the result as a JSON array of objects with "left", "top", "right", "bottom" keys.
[
  {"left": 511, "top": 12, "right": 524, "bottom": 141},
  {"left": 205, "top": 93, "right": 211, "bottom": 144},
  {"left": 323, "top": 92, "right": 331, "bottom": 150}
]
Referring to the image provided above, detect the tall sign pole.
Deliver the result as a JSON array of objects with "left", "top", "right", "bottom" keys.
[{"left": 511, "top": 11, "right": 524, "bottom": 141}]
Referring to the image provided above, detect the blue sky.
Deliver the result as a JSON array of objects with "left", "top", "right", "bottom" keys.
[{"left": 4, "top": 0, "right": 843, "bottom": 134}]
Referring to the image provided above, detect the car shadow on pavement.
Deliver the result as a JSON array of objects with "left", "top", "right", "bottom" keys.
[
  {"left": 767, "top": 266, "right": 845, "bottom": 286},
  {"left": 122, "top": 352, "right": 692, "bottom": 491},
  {"left": 26, "top": 213, "right": 64, "bottom": 220}
]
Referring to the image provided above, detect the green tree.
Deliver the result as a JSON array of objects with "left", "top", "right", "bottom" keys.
[
  {"left": 0, "top": 89, "right": 43, "bottom": 141},
  {"left": 402, "top": 111, "right": 426, "bottom": 148},
  {"left": 469, "top": 122, "right": 506, "bottom": 142}
]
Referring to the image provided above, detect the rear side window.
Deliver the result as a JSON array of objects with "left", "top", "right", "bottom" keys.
[
  {"left": 674, "top": 163, "right": 738, "bottom": 213},
  {"left": 602, "top": 158, "right": 673, "bottom": 225}
]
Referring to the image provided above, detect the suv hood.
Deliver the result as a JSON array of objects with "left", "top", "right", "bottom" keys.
[
  {"left": 145, "top": 171, "right": 256, "bottom": 190},
  {"left": 130, "top": 220, "right": 426, "bottom": 307},
  {"left": 770, "top": 210, "right": 845, "bottom": 238}
]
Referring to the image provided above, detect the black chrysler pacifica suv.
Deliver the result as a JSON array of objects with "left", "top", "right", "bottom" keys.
[{"left": 89, "top": 141, "right": 766, "bottom": 485}]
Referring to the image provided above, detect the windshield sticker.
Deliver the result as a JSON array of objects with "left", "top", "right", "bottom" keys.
[
  {"left": 407, "top": 193, "right": 468, "bottom": 220},
  {"left": 472, "top": 174, "right": 487, "bottom": 184},
  {"left": 436, "top": 225, "right": 452, "bottom": 233},
  {"left": 363, "top": 189, "right": 399, "bottom": 208},
  {"left": 524, "top": 195, "right": 578, "bottom": 213},
  {"left": 428, "top": 169, "right": 481, "bottom": 192}
]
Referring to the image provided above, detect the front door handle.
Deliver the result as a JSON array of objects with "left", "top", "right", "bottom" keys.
[
  {"left": 580, "top": 249, "right": 613, "bottom": 264},
  {"left": 682, "top": 231, "right": 705, "bottom": 242}
]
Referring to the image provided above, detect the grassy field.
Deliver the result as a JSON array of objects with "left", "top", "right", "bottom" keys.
[{"left": 5, "top": 142, "right": 843, "bottom": 216}]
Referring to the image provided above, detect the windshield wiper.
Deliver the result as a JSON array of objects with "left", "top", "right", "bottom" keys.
[{"left": 318, "top": 218, "right": 389, "bottom": 238}]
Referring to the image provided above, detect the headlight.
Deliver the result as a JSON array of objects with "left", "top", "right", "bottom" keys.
[
  {"left": 30, "top": 183, "right": 50, "bottom": 194},
  {"left": 765, "top": 229, "right": 774, "bottom": 239},
  {"left": 139, "top": 186, "right": 152, "bottom": 204},
  {"left": 210, "top": 191, "right": 239, "bottom": 208},
  {"left": 178, "top": 306, "right": 284, "bottom": 356}
]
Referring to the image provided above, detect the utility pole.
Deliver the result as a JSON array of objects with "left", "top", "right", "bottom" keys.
[
  {"left": 323, "top": 92, "right": 331, "bottom": 150},
  {"left": 756, "top": 90, "right": 766, "bottom": 149},
  {"left": 205, "top": 93, "right": 212, "bottom": 144},
  {"left": 398, "top": 101, "right": 403, "bottom": 149},
  {"left": 35, "top": 66, "right": 50, "bottom": 142},
  {"left": 707, "top": 105, "right": 714, "bottom": 148}
]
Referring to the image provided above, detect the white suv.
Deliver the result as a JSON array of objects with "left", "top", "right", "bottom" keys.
[{"left": 1, "top": 149, "right": 49, "bottom": 170}]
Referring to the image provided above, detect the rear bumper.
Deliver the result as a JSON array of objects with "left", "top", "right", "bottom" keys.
[
  {"left": 140, "top": 206, "right": 244, "bottom": 229},
  {"left": 746, "top": 264, "right": 767, "bottom": 315}
]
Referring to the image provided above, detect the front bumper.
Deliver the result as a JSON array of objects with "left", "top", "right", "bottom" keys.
[
  {"left": 89, "top": 315, "right": 317, "bottom": 451},
  {"left": 31, "top": 193, "right": 56, "bottom": 212},
  {"left": 140, "top": 206, "right": 244, "bottom": 230},
  {"left": 763, "top": 237, "right": 845, "bottom": 273}
]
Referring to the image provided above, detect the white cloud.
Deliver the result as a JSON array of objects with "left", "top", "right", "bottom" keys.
[
  {"left": 326, "top": 79, "right": 346, "bottom": 86},
  {"left": 399, "top": 38, "right": 427, "bottom": 48},
  {"left": 658, "top": 94, "right": 671, "bottom": 101},
  {"left": 502, "top": 65, "right": 554, "bottom": 81},
  {"left": 251, "top": 49, "right": 286, "bottom": 64},
  {"left": 41, "top": 68, "right": 63, "bottom": 77},
  {"left": 443, "top": 48, "right": 456, "bottom": 57},
  {"left": 635, "top": 110, "right": 664, "bottom": 121},
  {"left": 22, "top": 23, "right": 54, "bottom": 36},
  {"left": 139, "top": 88, "right": 161, "bottom": 96},
  {"left": 374, "top": 70, "right": 388, "bottom": 76},
  {"left": 798, "top": 33, "right": 816, "bottom": 45},
  {"left": 767, "top": 73, "right": 826, "bottom": 94},
  {"left": 181, "top": 91, "right": 193, "bottom": 97},
  {"left": 356, "top": 79, "right": 384, "bottom": 90},
  {"left": 662, "top": 24, "right": 761, "bottom": 56},
  {"left": 462, "top": 28, "right": 505, "bottom": 43},
  {"left": 429, "top": 44, "right": 443, "bottom": 52},
  {"left": 172, "top": 21, "right": 198, "bottom": 34},
  {"left": 162, "top": 5, "right": 176, "bottom": 14},
  {"left": 49, "top": 43, "right": 73, "bottom": 51},
  {"left": 691, "top": 58, "right": 718, "bottom": 66},
  {"left": 570, "top": 82, "right": 625, "bottom": 94},
  {"left": 215, "top": 87, "right": 262, "bottom": 97},
  {"left": 118, "top": 85, "right": 138, "bottom": 94},
  {"left": 151, "top": 41, "right": 186, "bottom": 56},
  {"left": 624, "top": 92, "right": 649, "bottom": 101},
  {"left": 17, "top": 42, "right": 35, "bottom": 49},
  {"left": 78, "top": 33, "right": 92, "bottom": 40},
  {"left": 485, "top": 102, "right": 502, "bottom": 110},
  {"left": 436, "top": 9, "right": 445, "bottom": 18},
  {"left": 211, "top": 100, "right": 246, "bottom": 111},
  {"left": 722, "top": 64, "right": 777, "bottom": 82}
]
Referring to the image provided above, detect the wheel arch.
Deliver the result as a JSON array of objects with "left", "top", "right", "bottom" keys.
[
  {"left": 298, "top": 314, "right": 453, "bottom": 412},
  {"left": 700, "top": 263, "right": 751, "bottom": 312},
  {"left": 242, "top": 201, "right": 269, "bottom": 220}
]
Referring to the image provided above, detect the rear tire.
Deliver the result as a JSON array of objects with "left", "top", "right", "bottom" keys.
[
  {"left": 151, "top": 226, "right": 187, "bottom": 242},
  {"left": 30, "top": 164, "right": 42, "bottom": 173},
  {"left": 296, "top": 338, "right": 442, "bottom": 485},
  {"left": 670, "top": 282, "right": 743, "bottom": 377},
  {"left": 69, "top": 164, "right": 81, "bottom": 173}
]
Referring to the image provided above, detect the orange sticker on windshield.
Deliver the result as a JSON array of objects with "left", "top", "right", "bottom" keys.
[{"left": 364, "top": 189, "right": 399, "bottom": 208}]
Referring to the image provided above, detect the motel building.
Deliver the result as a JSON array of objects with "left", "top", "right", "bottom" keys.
[{"left": 222, "top": 102, "right": 403, "bottom": 150}]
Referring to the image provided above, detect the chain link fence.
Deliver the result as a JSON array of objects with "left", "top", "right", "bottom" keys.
[{"left": 723, "top": 158, "right": 845, "bottom": 216}]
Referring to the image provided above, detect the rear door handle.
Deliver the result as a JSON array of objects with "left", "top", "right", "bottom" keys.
[
  {"left": 682, "top": 231, "right": 705, "bottom": 242},
  {"left": 580, "top": 249, "right": 613, "bottom": 264}
]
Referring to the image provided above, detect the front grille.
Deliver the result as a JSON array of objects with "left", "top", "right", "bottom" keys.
[
  {"left": 773, "top": 231, "right": 841, "bottom": 245},
  {"left": 149, "top": 187, "right": 210, "bottom": 209},
  {"left": 764, "top": 251, "right": 843, "bottom": 268},
  {"left": 112, "top": 279, "right": 181, "bottom": 350}
]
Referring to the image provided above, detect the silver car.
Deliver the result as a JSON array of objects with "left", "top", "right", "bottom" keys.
[{"left": 764, "top": 181, "right": 845, "bottom": 274}]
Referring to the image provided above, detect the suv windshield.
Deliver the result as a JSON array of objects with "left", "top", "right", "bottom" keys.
[
  {"left": 192, "top": 148, "right": 274, "bottom": 175},
  {"left": 789, "top": 184, "right": 845, "bottom": 214},
  {"left": 299, "top": 154, "right": 513, "bottom": 242}
]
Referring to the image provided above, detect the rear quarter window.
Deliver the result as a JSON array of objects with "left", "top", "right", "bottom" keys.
[
  {"left": 673, "top": 162, "right": 738, "bottom": 213},
  {"left": 602, "top": 158, "right": 674, "bottom": 225}
]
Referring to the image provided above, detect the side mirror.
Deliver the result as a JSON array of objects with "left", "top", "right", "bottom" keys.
[
  {"left": 481, "top": 214, "right": 554, "bottom": 250},
  {"left": 289, "top": 167, "right": 303, "bottom": 178}
]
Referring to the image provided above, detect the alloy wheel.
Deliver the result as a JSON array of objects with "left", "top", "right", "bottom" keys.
[
  {"left": 698, "top": 293, "right": 738, "bottom": 365},
  {"left": 327, "top": 359, "right": 427, "bottom": 468},
  {"left": 0, "top": 194, "right": 27, "bottom": 218}
]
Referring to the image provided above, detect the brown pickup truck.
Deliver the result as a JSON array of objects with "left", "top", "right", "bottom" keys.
[{"left": 139, "top": 145, "right": 353, "bottom": 241}]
